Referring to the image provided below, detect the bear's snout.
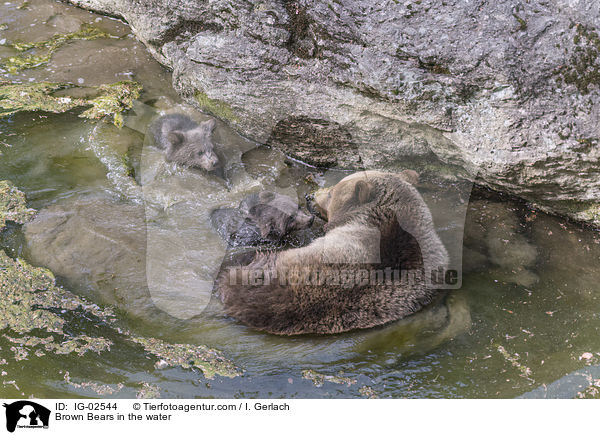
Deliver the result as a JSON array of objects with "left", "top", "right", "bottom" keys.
[
  {"left": 308, "top": 188, "right": 331, "bottom": 221},
  {"left": 305, "top": 193, "right": 321, "bottom": 219},
  {"left": 196, "top": 150, "right": 221, "bottom": 172},
  {"left": 294, "top": 210, "right": 315, "bottom": 229}
]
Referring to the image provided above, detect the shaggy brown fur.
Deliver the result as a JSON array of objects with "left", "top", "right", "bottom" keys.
[{"left": 214, "top": 170, "right": 449, "bottom": 335}]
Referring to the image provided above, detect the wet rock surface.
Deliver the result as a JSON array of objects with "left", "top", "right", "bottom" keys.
[
  {"left": 23, "top": 194, "right": 153, "bottom": 318},
  {"left": 66, "top": 0, "right": 600, "bottom": 225},
  {"left": 463, "top": 199, "right": 539, "bottom": 287}
]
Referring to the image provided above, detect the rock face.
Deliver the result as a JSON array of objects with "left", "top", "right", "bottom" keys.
[{"left": 65, "top": 0, "right": 600, "bottom": 225}]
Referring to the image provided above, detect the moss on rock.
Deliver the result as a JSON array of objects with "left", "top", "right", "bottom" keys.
[
  {"left": 301, "top": 369, "right": 356, "bottom": 387},
  {"left": 551, "top": 200, "right": 600, "bottom": 225},
  {"left": 0, "top": 180, "right": 35, "bottom": 231},
  {"left": 80, "top": 81, "right": 142, "bottom": 127},
  {"left": 0, "top": 80, "right": 142, "bottom": 127},
  {"left": 194, "top": 90, "right": 238, "bottom": 122},
  {"left": 559, "top": 23, "right": 600, "bottom": 94}
]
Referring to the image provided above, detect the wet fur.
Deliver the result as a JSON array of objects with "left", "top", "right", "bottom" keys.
[
  {"left": 214, "top": 171, "right": 449, "bottom": 335},
  {"left": 211, "top": 191, "right": 314, "bottom": 247},
  {"left": 150, "top": 114, "right": 221, "bottom": 171}
]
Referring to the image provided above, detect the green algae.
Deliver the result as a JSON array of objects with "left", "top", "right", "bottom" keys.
[
  {"left": 80, "top": 81, "right": 142, "bottom": 127},
  {"left": 0, "top": 180, "right": 35, "bottom": 231},
  {"left": 136, "top": 382, "right": 161, "bottom": 399},
  {"left": 576, "top": 375, "right": 600, "bottom": 399},
  {"left": 3, "top": 53, "right": 53, "bottom": 73},
  {"left": 0, "top": 250, "right": 114, "bottom": 337},
  {"left": 0, "top": 179, "right": 242, "bottom": 395},
  {"left": 0, "top": 181, "right": 238, "bottom": 383},
  {"left": 0, "top": 82, "right": 81, "bottom": 116},
  {"left": 358, "top": 385, "right": 378, "bottom": 399},
  {"left": 2, "top": 24, "right": 116, "bottom": 73},
  {"left": 127, "top": 335, "right": 241, "bottom": 380},
  {"left": 496, "top": 344, "right": 533, "bottom": 380},
  {"left": 63, "top": 371, "right": 124, "bottom": 396},
  {"left": 0, "top": 80, "right": 142, "bottom": 127},
  {"left": 301, "top": 369, "right": 356, "bottom": 387},
  {"left": 0, "top": 247, "right": 240, "bottom": 387},
  {"left": 194, "top": 90, "right": 238, "bottom": 122}
]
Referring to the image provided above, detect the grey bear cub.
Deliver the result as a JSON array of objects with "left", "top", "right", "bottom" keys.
[
  {"left": 149, "top": 114, "right": 221, "bottom": 172},
  {"left": 211, "top": 191, "right": 314, "bottom": 247}
]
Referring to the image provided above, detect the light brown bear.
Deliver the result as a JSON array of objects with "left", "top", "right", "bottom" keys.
[{"left": 214, "top": 170, "right": 449, "bottom": 335}]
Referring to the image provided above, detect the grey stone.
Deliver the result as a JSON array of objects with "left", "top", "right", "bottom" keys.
[{"left": 65, "top": 0, "right": 600, "bottom": 225}]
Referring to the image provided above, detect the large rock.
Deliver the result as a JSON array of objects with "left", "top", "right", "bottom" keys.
[{"left": 65, "top": 0, "right": 600, "bottom": 225}]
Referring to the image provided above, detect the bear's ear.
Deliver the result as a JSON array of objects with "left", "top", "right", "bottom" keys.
[
  {"left": 354, "top": 180, "right": 373, "bottom": 204},
  {"left": 400, "top": 169, "right": 419, "bottom": 185},
  {"left": 201, "top": 118, "right": 216, "bottom": 131},
  {"left": 167, "top": 131, "right": 184, "bottom": 148},
  {"left": 258, "top": 222, "right": 272, "bottom": 238}
]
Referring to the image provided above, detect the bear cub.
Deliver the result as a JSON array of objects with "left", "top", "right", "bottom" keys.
[
  {"left": 149, "top": 114, "right": 221, "bottom": 172},
  {"left": 211, "top": 191, "right": 314, "bottom": 247},
  {"left": 214, "top": 170, "right": 449, "bottom": 335}
]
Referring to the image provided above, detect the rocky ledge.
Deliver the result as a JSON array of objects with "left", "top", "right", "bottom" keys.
[{"left": 65, "top": 0, "right": 600, "bottom": 225}]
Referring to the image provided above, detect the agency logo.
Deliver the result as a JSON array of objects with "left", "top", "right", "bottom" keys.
[{"left": 3, "top": 401, "right": 50, "bottom": 433}]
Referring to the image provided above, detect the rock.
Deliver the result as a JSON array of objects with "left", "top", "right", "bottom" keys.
[
  {"left": 531, "top": 213, "right": 600, "bottom": 302},
  {"left": 65, "top": 0, "right": 600, "bottom": 226},
  {"left": 354, "top": 290, "right": 472, "bottom": 357},
  {"left": 23, "top": 194, "right": 155, "bottom": 318},
  {"left": 464, "top": 200, "right": 539, "bottom": 287}
]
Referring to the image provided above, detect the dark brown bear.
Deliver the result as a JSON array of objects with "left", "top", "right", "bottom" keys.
[
  {"left": 214, "top": 170, "right": 449, "bottom": 335},
  {"left": 211, "top": 191, "right": 314, "bottom": 247}
]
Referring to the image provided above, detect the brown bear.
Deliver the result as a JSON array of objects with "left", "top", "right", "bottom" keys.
[
  {"left": 214, "top": 170, "right": 449, "bottom": 335},
  {"left": 149, "top": 114, "right": 221, "bottom": 172},
  {"left": 211, "top": 191, "right": 314, "bottom": 247}
]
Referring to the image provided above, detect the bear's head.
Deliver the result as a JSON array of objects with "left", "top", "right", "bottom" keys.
[
  {"left": 313, "top": 177, "right": 373, "bottom": 223},
  {"left": 165, "top": 118, "right": 221, "bottom": 171},
  {"left": 243, "top": 191, "right": 314, "bottom": 239},
  {"left": 313, "top": 170, "right": 419, "bottom": 225}
]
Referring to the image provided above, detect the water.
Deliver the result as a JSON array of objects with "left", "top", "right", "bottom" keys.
[{"left": 1, "top": 0, "right": 600, "bottom": 399}]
